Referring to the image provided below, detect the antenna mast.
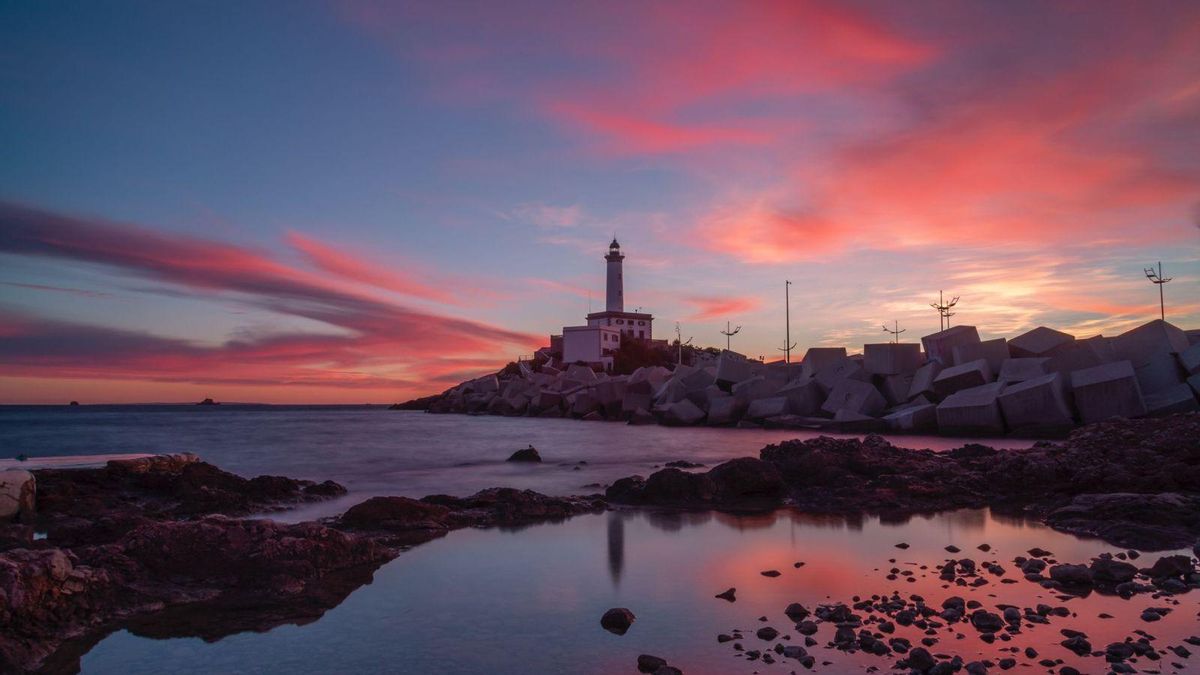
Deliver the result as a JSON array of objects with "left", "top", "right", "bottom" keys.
[
  {"left": 777, "top": 280, "right": 796, "bottom": 376},
  {"left": 882, "top": 320, "right": 906, "bottom": 344},
  {"left": 930, "top": 290, "right": 959, "bottom": 331},
  {"left": 674, "top": 322, "right": 693, "bottom": 367},
  {"left": 1144, "top": 261, "right": 1172, "bottom": 321},
  {"left": 720, "top": 321, "right": 742, "bottom": 351}
]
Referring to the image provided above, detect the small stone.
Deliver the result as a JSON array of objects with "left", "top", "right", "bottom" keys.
[
  {"left": 601, "top": 607, "right": 635, "bottom": 635},
  {"left": 715, "top": 588, "right": 736, "bottom": 602}
]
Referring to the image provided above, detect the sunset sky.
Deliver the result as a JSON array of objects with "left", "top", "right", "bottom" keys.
[{"left": 2, "top": 0, "right": 1198, "bottom": 404}]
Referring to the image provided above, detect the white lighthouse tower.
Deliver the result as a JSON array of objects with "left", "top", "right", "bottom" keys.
[
  {"left": 557, "top": 237, "right": 655, "bottom": 369},
  {"left": 605, "top": 237, "right": 624, "bottom": 312}
]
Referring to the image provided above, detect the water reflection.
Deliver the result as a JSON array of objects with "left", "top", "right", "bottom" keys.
[{"left": 606, "top": 511, "right": 625, "bottom": 585}]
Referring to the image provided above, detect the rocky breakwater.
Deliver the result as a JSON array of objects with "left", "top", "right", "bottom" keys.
[
  {"left": 608, "top": 412, "right": 1200, "bottom": 551},
  {"left": 0, "top": 454, "right": 605, "bottom": 673}
]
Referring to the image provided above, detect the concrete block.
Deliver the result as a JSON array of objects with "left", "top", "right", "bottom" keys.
[
  {"left": 1135, "top": 352, "right": 1185, "bottom": 394},
  {"left": 0, "top": 470, "right": 36, "bottom": 520},
  {"left": 878, "top": 373, "right": 915, "bottom": 406},
  {"left": 800, "top": 347, "right": 848, "bottom": 378},
  {"left": 832, "top": 408, "right": 887, "bottom": 433},
  {"left": 565, "top": 364, "right": 598, "bottom": 382},
  {"left": 936, "top": 382, "right": 1006, "bottom": 435},
  {"left": 661, "top": 398, "right": 705, "bottom": 426},
  {"left": 863, "top": 343, "right": 922, "bottom": 375},
  {"left": 732, "top": 376, "right": 784, "bottom": 406},
  {"left": 706, "top": 396, "right": 746, "bottom": 426},
  {"left": 778, "top": 376, "right": 824, "bottom": 415},
  {"left": 1112, "top": 320, "right": 1190, "bottom": 368},
  {"left": 1009, "top": 326, "right": 1075, "bottom": 358},
  {"left": 621, "top": 392, "right": 653, "bottom": 415},
  {"left": 1189, "top": 372, "right": 1200, "bottom": 398},
  {"left": 821, "top": 379, "right": 887, "bottom": 417},
  {"left": 746, "top": 396, "right": 791, "bottom": 421},
  {"left": 680, "top": 366, "right": 717, "bottom": 392},
  {"left": 1046, "top": 335, "right": 1115, "bottom": 375},
  {"left": 921, "top": 325, "right": 981, "bottom": 366},
  {"left": 883, "top": 403, "right": 938, "bottom": 433},
  {"left": 714, "top": 350, "right": 753, "bottom": 389},
  {"left": 997, "top": 358, "right": 1050, "bottom": 385},
  {"left": 466, "top": 374, "right": 500, "bottom": 394},
  {"left": 1144, "top": 383, "right": 1199, "bottom": 417},
  {"left": 933, "top": 358, "right": 992, "bottom": 398},
  {"left": 814, "top": 357, "right": 868, "bottom": 392},
  {"left": 1178, "top": 341, "right": 1200, "bottom": 376},
  {"left": 1186, "top": 329, "right": 1200, "bottom": 346},
  {"left": 952, "top": 338, "right": 1010, "bottom": 375},
  {"left": 654, "top": 378, "right": 689, "bottom": 405},
  {"left": 570, "top": 392, "right": 599, "bottom": 417},
  {"left": 1070, "top": 361, "right": 1146, "bottom": 424},
  {"left": 908, "top": 361, "right": 943, "bottom": 400},
  {"left": 997, "top": 373, "right": 1074, "bottom": 433}
]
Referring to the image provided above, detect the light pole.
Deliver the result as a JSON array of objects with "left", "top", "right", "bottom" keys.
[
  {"left": 720, "top": 321, "right": 742, "bottom": 351},
  {"left": 777, "top": 280, "right": 796, "bottom": 376},
  {"left": 1144, "top": 262, "right": 1172, "bottom": 321}
]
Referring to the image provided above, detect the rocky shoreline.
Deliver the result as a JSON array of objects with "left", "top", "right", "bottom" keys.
[{"left": 1, "top": 413, "right": 1197, "bottom": 673}]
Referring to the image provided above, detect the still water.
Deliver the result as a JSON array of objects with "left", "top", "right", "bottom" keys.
[{"left": 2, "top": 407, "right": 1194, "bottom": 674}]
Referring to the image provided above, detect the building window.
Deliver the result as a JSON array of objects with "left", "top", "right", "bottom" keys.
[{"left": 639, "top": 330, "right": 644, "bottom": 338}]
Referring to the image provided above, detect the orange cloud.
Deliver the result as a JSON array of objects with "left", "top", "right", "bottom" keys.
[{"left": 685, "top": 295, "right": 762, "bottom": 321}]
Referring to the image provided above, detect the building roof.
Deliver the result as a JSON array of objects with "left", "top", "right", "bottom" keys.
[{"left": 587, "top": 310, "right": 653, "bottom": 320}]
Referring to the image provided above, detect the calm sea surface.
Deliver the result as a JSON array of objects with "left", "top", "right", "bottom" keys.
[{"left": 1, "top": 407, "right": 1195, "bottom": 674}]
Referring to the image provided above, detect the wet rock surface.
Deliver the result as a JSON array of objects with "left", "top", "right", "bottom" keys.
[
  {"left": 0, "top": 456, "right": 605, "bottom": 673},
  {"left": 609, "top": 413, "right": 1200, "bottom": 549}
]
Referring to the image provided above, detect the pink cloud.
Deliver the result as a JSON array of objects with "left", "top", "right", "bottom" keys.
[
  {"left": 684, "top": 295, "right": 763, "bottom": 322},
  {"left": 286, "top": 231, "right": 460, "bottom": 305}
]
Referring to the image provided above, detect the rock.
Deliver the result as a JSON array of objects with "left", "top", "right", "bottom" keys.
[
  {"left": 715, "top": 588, "right": 736, "bottom": 602},
  {"left": 970, "top": 610, "right": 1004, "bottom": 633},
  {"left": 507, "top": 446, "right": 542, "bottom": 462},
  {"left": 905, "top": 646, "right": 937, "bottom": 671},
  {"left": 1089, "top": 558, "right": 1138, "bottom": 584},
  {"left": 1045, "top": 492, "right": 1200, "bottom": 550},
  {"left": 601, "top": 607, "right": 635, "bottom": 635},
  {"left": 706, "top": 458, "right": 785, "bottom": 507},
  {"left": 1048, "top": 563, "right": 1093, "bottom": 586},
  {"left": 1147, "top": 554, "right": 1193, "bottom": 579},
  {"left": 636, "top": 654, "right": 667, "bottom": 672},
  {"left": 756, "top": 626, "right": 779, "bottom": 640},
  {"left": 0, "top": 470, "right": 36, "bottom": 521},
  {"left": 338, "top": 496, "right": 450, "bottom": 532},
  {"left": 760, "top": 570, "right": 780, "bottom": 577}
]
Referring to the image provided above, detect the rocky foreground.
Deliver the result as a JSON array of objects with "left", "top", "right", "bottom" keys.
[
  {"left": 0, "top": 454, "right": 602, "bottom": 673},
  {"left": 0, "top": 413, "right": 1197, "bottom": 673}
]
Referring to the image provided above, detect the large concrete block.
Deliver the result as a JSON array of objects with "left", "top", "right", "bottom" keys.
[
  {"left": 921, "top": 325, "right": 981, "bottom": 366},
  {"left": 466, "top": 374, "right": 500, "bottom": 394},
  {"left": 952, "top": 338, "right": 1010, "bottom": 375},
  {"left": 833, "top": 408, "right": 886, "bottom": 433},
  {"left": 1135, "top": 352, "right": 1185, "bottom": 395},
  {"left": 1070, "top": 361, "right": 1146, "bottom": 424},
  {"left": 1112, "top": 320, "right": 1190, "bottom": 368},
  {"left": 800, "top": 347, "right": 848, "bottom": 379},
  {"left": 878, "top": 373, "right": 915, "bottom": 406},
  {"left": 1046, "top": 335, "right": 1116, "bottom": 375},
  {"left": 997, "top": 357, "right": 1050, "bottom": 385},
  {"left": 661, "top": 398, "right": 705, "bottom": 426},
  {"left": 1144, "top": 383, "right": 1199, "bottom": 417},
  {"left": 778, "top": 376, "right": 824, "bottom": 415},
  {"left": 883, "top": 403, "right": 938, "bottom": 432},
  {"left": 1009, "top": 326, "right": 1075, "bottom": 358},
  {"left": 565, "top": 364, "right": 598, "bottom": 382},
  {"left": 707, "top": 396, "right": 746, "bottom": 426},
  {"left": 814, "top": 356, "right": 869, "bottom": 392},
  {"left": 680, "top": 366, "right": 717, "bottom": 392},
  {"left": 821, "top": 379, "right": 887, "bottom": 417},
  {"left": 732, "top": 376, "right": 784, "bottom": 406},
  {"left": 746, "top": 396, "right": 791, "bottom": 421},
  {"left": 570, "top": 392, "right": 599, "bottom": 417},
  {"left": 863, "top": 343, "right": 922, "bottom": 375},
  {"left": 0, "top": 470, "right": 36, "bottom": 520},
  {"left": 714, "top": 350, "right": 753, "bottom": 389},
  {"left": 1189, "top": 372, "right": 1200, "bottom": 398},
  {"left": 933, "top": 358, "right": 992, "bottom": 398},
  {"left": 621, "top": 392, "right": 653, "bottom": 415},
  {"left": 908, "top": 361, "right": 943, "bottom": 400},
  {"left": 654, "top": 378, "right": 689, "bottom": 405},
  {"left": 936, "top": 382, "right": 1006, "bottom": 435},
  {"left": 1178, "top": 341, "right": 1200, "bottom": 376},
  {"left": 997, "top": 373, "right": 1074, "bottom": 433},
  {"left": 1187, "top": 329, "right": 1200, "bottom": 346}
]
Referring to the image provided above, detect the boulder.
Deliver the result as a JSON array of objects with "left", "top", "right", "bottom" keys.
[
  {"left": 883, "top": 403, "right": 938, "bottom": 432},
  {"left": 507, "top": 447, "right": 542, "bottom": 462},
  {"left": 661, "top": 399, "right": 705, "bottom": 426},
  {"left": 0, "top": 470, "right": 36, "bottom": 520},
  {"left": 1144, "top": 383, "right": 1199, "bottom": 417},
  {"left": 799, "top": 347, "right": 848, "bottom": 378},
  {"left": 706, "top": 457, "right": 785, "bottom": 505},
  {"left": 908, "top": 361, "right": 943, "bottom": 400},
  {"left": 821, "top": 379, "right": 887, "bottom": 417},
  {"left": 1070, "top": 361, "right": 1146, "bottom": 424},
  {"left": 922, "top": 325, "right": 981, "bottom": 366},
  {"left": 1111, "top": 319, "right": 1190, "bottom": 368},
  {"left": 1048, "top": 564, "right": 1093, "bottom": 586},
  {"left": 600, "top": 607, "right": 636, "bottom": 635},
  {"left": 933, "top": 358, "right": 992, "bottom": 397},
  {"left": 746, "top": 396, "right": 791, "bottom": 421},
  {"left": 863, "top": 343, "right": 922, "bottom": 375},
  {"left": 997, "top": 373, "right": 1074, "bottom": 434},
  {"left": 1135, "top": 352, "right": 1185, "bottom": 394},
  {"left": 997, "top": 357, "right": 1050, "bottom": 385},
  {"left": 715, "top": 350, "right": 753, "bottom": 389},
  {"left": 1009, "top": 326, "right": 1075, "bottom": 358},
  {"left": 952, "top": 338, "right": 1010, "bottom": 375},
  {"left": 778, "top": 376, "right": 824, "bottom": 415},
  {"left": 936, "top": 382, "right": 1006, "bottom": 435}
]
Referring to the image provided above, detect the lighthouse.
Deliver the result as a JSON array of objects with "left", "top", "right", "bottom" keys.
[
  {"left": 556, "top": 237, "right": 655, "bottom": 370},
  {"left": 605, "top": 237, "right": 624, "bottom": 312}
]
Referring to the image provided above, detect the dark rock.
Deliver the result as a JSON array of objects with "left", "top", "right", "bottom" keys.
[
  {"left": 601, "top": 607, "right": 635, "bottom": 635},
  {"left": 756, "top": 626, "right": 779, "bottom": 641},
  {"left": 636, "top": 654, "right": 666, "bottom": 672},
  {"left": 715, "top": 588, "right": 736, "bottom": 602},
  {"left": 507, "top": 446, "right": 542, "bottom": 462},
  {"left": 1048, "top": 564, "right": 1093, "bottom": 587},
  {"left": 1090, "top": 558, "right": 1138, "bottom": 584}
]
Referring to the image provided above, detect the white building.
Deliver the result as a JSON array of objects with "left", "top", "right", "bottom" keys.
[{"left": 559, "top": 238, "right": 654, "bottom": 369}]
